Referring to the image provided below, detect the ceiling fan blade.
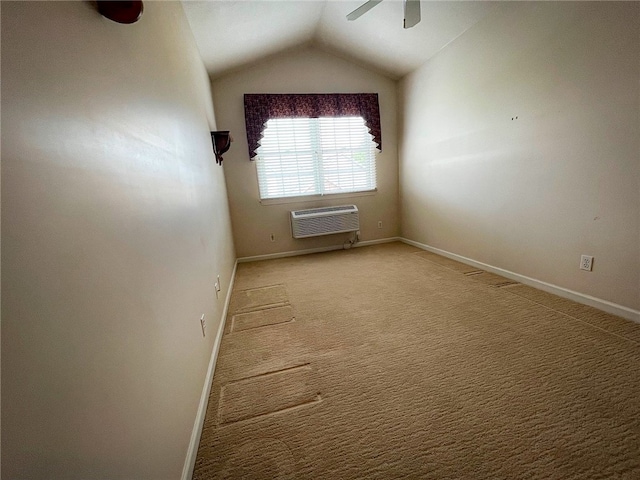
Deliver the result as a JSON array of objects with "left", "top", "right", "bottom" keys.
[
  {"left": 403, "top": 0, "right": 421, "bottom": 28},
  {"left": 346, "top": 0, "right": 383, "bottom": 21}
]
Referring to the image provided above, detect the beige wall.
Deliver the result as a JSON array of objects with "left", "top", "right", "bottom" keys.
[
  {"left": 399, "top": 2, "right": 640, "bottom": 311},
  {"left": 1, "top": 2, "right": 235, "bottom": 478},
  {"left": 212, "top": 47, "right": 399, "bottom": 258}
]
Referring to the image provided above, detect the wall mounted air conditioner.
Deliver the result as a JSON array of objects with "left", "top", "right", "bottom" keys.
[{"left": 290, "top": 205, "right": 360, "bottom": 238}]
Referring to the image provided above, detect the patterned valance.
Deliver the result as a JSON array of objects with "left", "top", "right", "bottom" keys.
[{"left": 243, "top": 93, "right": 382, "bottom": 159}]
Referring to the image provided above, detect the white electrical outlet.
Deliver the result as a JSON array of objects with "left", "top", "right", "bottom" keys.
[
  {"left": 377, "top": 221, "right": 383, "bottom": 229},
  {"left": 200, "top": 314, "right": 206, "bottom": 337},
  {"left": 580, "top": 255, "right": 594, "bottom": 271},
  {"left": 214, "top": 282, "right": 219, "bottom": 299},
  {"left": 216, "top": 275, "right": 221, "bottom": 292},
  {"left": 270, "top": 233, "right": 276, "bottom": 242}
]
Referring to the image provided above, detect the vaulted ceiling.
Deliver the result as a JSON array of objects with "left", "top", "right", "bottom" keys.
[{"left": 182, "top": 1, "right": 498, "bottom": 80}]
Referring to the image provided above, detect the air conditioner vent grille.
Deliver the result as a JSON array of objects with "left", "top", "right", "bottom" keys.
[{"left": 290, "top": 205, "right": 359, "bottom": 238}]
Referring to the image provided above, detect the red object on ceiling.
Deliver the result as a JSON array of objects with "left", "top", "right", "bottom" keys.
[{"left": 97, "top": 1, "right": 144, "bottom": 24}]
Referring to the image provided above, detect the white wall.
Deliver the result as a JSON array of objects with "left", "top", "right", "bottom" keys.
[
  {"left": 399, "top": 2, "right": 640, "bottom": 312},
  {"left": 212, "top": 46, "right": 399, "bottom": 258},
  {"left": 1, "top": 2, "right": 235, "bottom": 478}
]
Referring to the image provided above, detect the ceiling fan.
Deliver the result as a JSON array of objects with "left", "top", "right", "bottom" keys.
[{"left": 347, "top": 0, "right": 421, "bottom": 29}]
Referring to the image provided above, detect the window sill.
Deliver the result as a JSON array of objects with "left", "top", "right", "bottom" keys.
[{"left": 259, "top": 189, "right": 377, "bottom": 206}]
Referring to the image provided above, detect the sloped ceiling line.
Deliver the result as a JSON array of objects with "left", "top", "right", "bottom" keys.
[{"left": 183, "top": 1, "right": 497, "bottom": 80}]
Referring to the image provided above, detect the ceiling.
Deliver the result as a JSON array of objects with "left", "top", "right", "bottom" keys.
[{"left": 182, "top": 1, "right": 498, "bottom": 80}]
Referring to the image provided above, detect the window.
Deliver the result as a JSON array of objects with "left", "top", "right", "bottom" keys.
[
  {"left": 243, "top": 93, "right": 382, "bottom": 200},
  {"left": 256, "top": 116, "right": 377, "bottom": 200}
]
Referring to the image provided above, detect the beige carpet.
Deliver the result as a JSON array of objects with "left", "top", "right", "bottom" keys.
[{"left": 193, "top": 242, "right": 640, "bottom": 479}]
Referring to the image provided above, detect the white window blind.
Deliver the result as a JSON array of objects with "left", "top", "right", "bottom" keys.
[{"left": 256, "top": 116, "right": 377, "bottom": 200}]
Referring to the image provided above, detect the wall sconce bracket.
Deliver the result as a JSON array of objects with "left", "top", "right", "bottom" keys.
[{"left": 211, "top": 131, "right": 232, "bottom": 165}]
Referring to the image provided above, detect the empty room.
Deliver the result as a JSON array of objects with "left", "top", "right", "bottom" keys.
[{"left": 1, "top": 1, "right": 639, "bottom": 479}]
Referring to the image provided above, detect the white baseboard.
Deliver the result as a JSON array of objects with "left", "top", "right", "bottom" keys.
[
  {"left": 181, "top": 260, "right": 238, "bottom": 480},
  {"left": 237, "top": 237, "right": 400, "bottom": 263},
  {"left": 401, "top": 238, "right": 640, "bottom": 324},
  {"left": 355, "top": 237, "right": 400, "bottom": 247}
]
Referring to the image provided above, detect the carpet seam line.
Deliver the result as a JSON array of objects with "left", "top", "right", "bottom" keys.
[
  {"left": 220, "top": 363, "right": 312, "bottom": 386},
  {"left": 232, "top": 304, "right": 294, "bottom": 315},
  {"left": 504, "top": 289, "right": 640, "bottom": 346},
  {"left": 217, "top": 396, "right": 323, "bottom": 427},
  {"left": 415, "top": 254, "right": 486, "bottom": 276},
  {"left": 232, "top": 301, "right": 290, "bottom": 314},
  {"left": 230, "top": 317, "right": 295, "bottom": 334},
  {"left": 235, "top": 283, "right": 286, "bottom": 293},
  {"left": 414, "top": 251, "right": 635, "bottom": 343}
]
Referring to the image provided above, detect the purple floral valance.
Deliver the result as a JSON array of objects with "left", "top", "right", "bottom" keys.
[{"left": 244, "top": 93, "right": 382, "bottom": 159}]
